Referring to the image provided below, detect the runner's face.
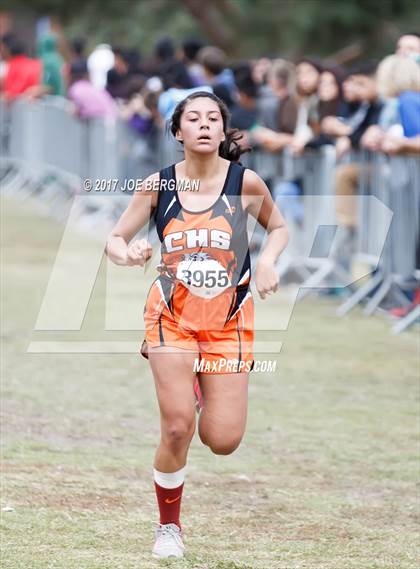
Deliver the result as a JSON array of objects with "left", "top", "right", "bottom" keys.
[{"left": 176, "top": 97, "right": 226, "bottom": 154}]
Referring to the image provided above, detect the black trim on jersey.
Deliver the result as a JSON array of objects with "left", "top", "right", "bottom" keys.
[
  {"left": 168, "top": 284, "right": 175, "bottom": 316},
  {"left": 236, "top": 314, "right": 242, "bottom": 364},
  {"left": 224, "top": 163, "right": 246, "bottom": 212},
  {"left": 159, "top": 274, "right": 176, "bottom": 316},
  {"left": 225, "top": 284, "right": 249, "bottom": 324},
  {"left": 140, "top": 339, "right": 149, "bottom": 360},
  {"left": 154, "top": 165, "right": 182, "bottom": 243},
  {"left": 158, "top": 315, "right": 165, "bottom": 345},
  {"left": 173, "top": 161, "right": 233, "bottom": 214},
  {"left": 224, "top": 290, "right": 237, "bottom": 325}
]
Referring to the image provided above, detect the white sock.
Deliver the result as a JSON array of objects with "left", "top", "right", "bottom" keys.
[{"left": 153, "top": 466, "right": 186, "bottom": 489}]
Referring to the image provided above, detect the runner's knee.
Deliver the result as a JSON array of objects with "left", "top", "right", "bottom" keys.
[
  {"left": 207, "top": 434, "right": 243, "bottom": 455},
  {"left": 162, "top": 419, "right": 195, "bottom": 449}
]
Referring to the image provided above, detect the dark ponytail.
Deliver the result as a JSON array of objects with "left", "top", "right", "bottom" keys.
[{"left": 170, "top": 91, "right": 251, "bottom": 162}]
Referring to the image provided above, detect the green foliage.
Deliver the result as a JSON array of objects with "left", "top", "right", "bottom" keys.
[{"left": 5, "top": 0, "right": 420, "bottom": 59}]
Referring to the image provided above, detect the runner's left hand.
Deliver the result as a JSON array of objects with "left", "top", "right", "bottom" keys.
[{"left": 255, "top": 257, "right": 279, "bottom": 299}]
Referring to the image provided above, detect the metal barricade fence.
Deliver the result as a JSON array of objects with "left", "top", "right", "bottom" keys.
[
  {"left": 275, "top": 145, "right": 353, "bottom": 294},
  {"left": 337, "top": 152, "right": 419, "bottom": 325}
]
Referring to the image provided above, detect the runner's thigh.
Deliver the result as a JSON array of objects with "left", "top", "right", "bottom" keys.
[
  {"left": 148, "top": 346, "right": 199, "bottom": 422},
  {"left": 198, "top": 372, "right": 249, "bottom": 437}
]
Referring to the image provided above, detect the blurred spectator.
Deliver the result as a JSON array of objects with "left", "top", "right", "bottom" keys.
[
  {"left": 289, "top": 58, "right": 322, "bottom": 155},
  {"left": 197, "top": 46, "right": 236, "bottom": 108},
  {"left": 155, "top": 36, "right": 193, "bottom": 91},
  {"left": 362, "top": 54, "right": 420, "bottom": 154},
  {"left": 333, "top": 62, "right": 384, "bottom": 264},
  {"left": 121, "top": 84, "right": 162, "bottom": 136},
  {"left": 63, "top": 38, "right": 86, "bottom": 88},
  {"left": 106, "top": 47, "right": 131, "bottom": 99},
  {"left": 395, "top": 32, "right": 420, "bottom": 60},
  {"left": 251, "top": 57, "right": 319, "bottom": 156},
  {"left": 252, "top": 59, "right": 297, "bottom": 150},
  {"left": 70, "top": 38, "right": 86, "bottom": 64},
  {"left": 36, "top": 34, "right": 64, "bottom": 97},
  {"left": 2, "top": 36, "right": 42, "bottom": 101},
  {"left": 306, "top": 66, "right": 345, "bottom": 148},
  {"left": 0, "top": 33, "right": 13, "bottom": 88},
  {"left": 155, "top": 36, "right": 175, "bottom": 63},
  {"left": 126, "top": 48, "right": 142, "bottom": 75},
  {"left": 251, "top": 57, "right": 272, "bottom": 87},
  {"left": 68, "top": 60, "right": 118, "bottom": 120},
  {"left": 87, "top": 44, "right": 115, "bottom": 90},
  {"left": 251, "top": 60, "right": 302, "bottom": 221},
  {"left": 317, "top": 67, "right": 344, "bottom": 122},
  {"left": 230, "top": 66, "right": 258, "bottom": 131},
  {"left": 158, "top": 85, "right": 212, "bottom": 122},
  {"left": 322, "top": 61, "right": 382, "bottom": 158},
  {"left": 180, "top": 37, "right": 205, "bottom": 87}
]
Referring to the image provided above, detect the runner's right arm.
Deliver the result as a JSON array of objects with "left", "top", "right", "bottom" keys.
[{"left": 105, "top": 172, "right": 159, "bottom": 266}]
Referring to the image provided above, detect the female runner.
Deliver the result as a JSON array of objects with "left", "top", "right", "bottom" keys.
[{"left": 106, "top": 92, "right": 288, "bottom": 559}]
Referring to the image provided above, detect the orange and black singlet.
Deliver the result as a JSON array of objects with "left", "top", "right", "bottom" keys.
[
  {"left": 153, "top": 161, "right": 251, "bottom": 317},
  {"left": 140, "top": 161, "right": 254, "bottom": 367}
]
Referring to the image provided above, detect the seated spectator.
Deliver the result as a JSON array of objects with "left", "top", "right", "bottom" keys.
[
  {"left": 197, "top": 46, "right": 236, "bottom": 108},
  {"left": 68, "top": 60, "right": 118, "bottom": 120},
  {"left": 2, "top": 36, "right": 42, "bottom": 101}
]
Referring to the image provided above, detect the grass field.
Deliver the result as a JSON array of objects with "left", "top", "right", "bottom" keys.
[{"left": 1, "top": 195, "right": 419, "bottom": 569}]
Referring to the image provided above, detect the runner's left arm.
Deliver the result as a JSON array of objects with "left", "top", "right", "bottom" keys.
[{"left": 242, "top": 169, "right": 289, "bottom": 298}]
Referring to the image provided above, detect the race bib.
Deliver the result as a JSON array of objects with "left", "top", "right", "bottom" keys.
[{"left": 176, "top": 254, "right": 232, "bottom": 299}]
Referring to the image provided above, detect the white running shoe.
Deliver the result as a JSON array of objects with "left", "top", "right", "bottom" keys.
[{"left": 152, "top": 523, "right": 185, "bottom": 559}]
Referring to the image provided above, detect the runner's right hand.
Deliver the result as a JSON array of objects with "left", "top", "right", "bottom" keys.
[{"left": 126, "top": 239, "right": 153, "bottom": 266}]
